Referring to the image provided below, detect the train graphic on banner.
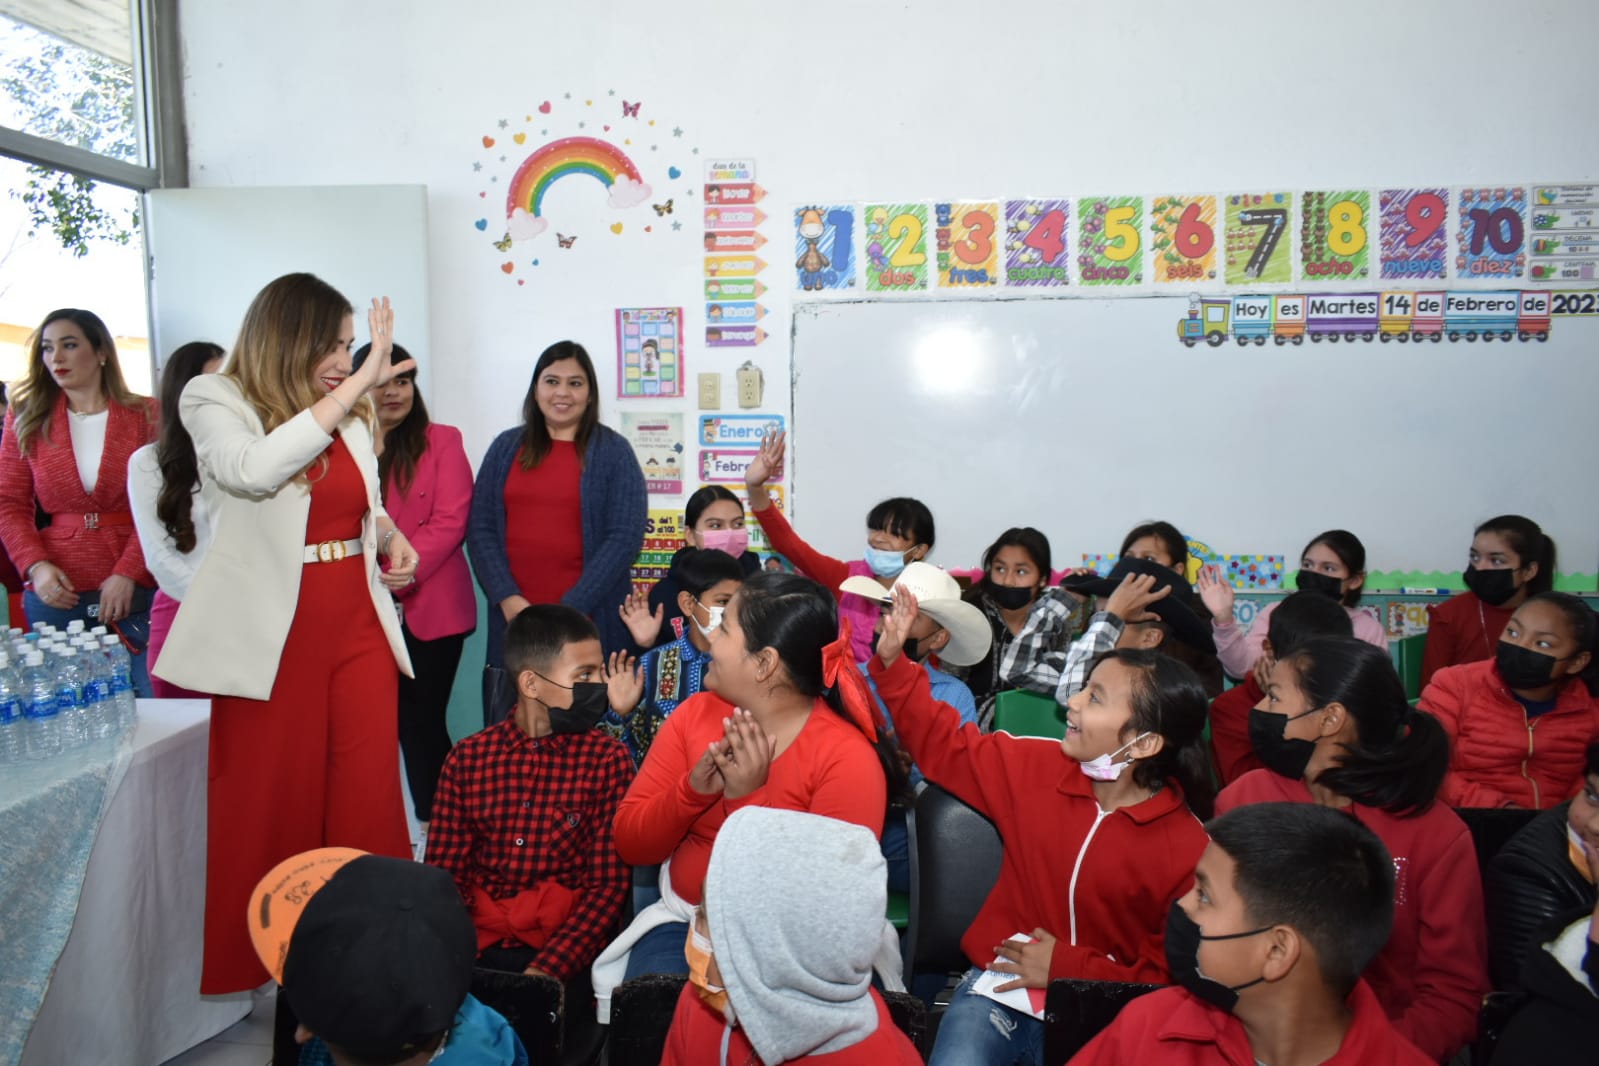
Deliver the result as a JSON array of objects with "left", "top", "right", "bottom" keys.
[{"left": 1176, "top": 290, "right": 1556, "bottom": 346}]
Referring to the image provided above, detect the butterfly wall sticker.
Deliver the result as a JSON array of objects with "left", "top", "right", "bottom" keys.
[
  {"left": 621, "top": 100, "right": 641, "bottom": 118},
  {"left": 652, "top": 200, "right": 673, "bottom": 216},
  {"left": 557, "top": 233, "right": 577, "bottom": 248}
]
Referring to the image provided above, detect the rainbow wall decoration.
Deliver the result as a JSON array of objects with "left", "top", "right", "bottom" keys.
[{"left": 506, "top": 136, "right": 645, "bottom": 219}]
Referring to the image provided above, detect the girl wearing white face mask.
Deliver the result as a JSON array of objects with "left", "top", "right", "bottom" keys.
[
  {"left": 600, "top": 547, "right": 746, "bottom": 767},
  {"left": 619, "top": 485, "right": 762, "bottom": 652},
  {"left": 869, "top": 585, "right": 1216, "bottom": 1066}
]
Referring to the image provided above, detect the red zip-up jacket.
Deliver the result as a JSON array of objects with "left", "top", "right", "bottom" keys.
[
  {"left": 1068, "top": 981, "right": 1433, "bottom": 1066},
  {"left": 869, "top": 653, "right": 1208, "bottom": 984},
  {"left": 1420, "top": 591, "right": 1514, "bottom": 689},
  {"left": 1217, "top": 770, "right": 1489, "bottom": 1062},
  {"left": 1421, "top": 658, "right": 1599, "bottom": 809}
]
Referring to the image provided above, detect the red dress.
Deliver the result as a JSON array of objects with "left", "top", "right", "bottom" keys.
[
  {"left": 503, "top": 440, "right": 584, "bottom": 603},
  {"left": 201, "top": 436, "right": 411, "bottom": 993}
]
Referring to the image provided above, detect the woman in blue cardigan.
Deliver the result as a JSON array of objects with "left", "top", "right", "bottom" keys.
[{"left": 467, "top": 341, "right": 646, "bottom": 721}]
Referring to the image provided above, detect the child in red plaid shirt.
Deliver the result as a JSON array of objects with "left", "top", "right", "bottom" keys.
[{"left": 426, "top": 604, "right": 636, "bottom": 982}]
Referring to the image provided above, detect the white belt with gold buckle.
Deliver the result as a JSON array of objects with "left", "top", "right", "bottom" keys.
[{"left": 303, "top": 538, "right": 362, "bottom": 563}]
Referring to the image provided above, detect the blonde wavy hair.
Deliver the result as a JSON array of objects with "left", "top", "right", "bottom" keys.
[
  {"left": 9, "top": 308, "right": 148, "bottom": 455},
  {"left": 224, "top": 273, "right": 374, "bottom": 474}
]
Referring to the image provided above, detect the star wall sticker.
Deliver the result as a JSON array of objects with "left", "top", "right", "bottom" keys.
[
  {"left": 672, "top": 127, "right": 683, "bottom": 137},
  {"left": 472, "top": 162, "right": 481, "bottom": 172},
  {"left": 671, "top": 219, "right": 682, "bottom": 231},
  {"left": 497, "top": 118, "right": 508, "bottom": 128}
]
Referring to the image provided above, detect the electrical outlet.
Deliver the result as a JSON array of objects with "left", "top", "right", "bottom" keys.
[
  {"left": 698, "top": 373, "right": 721, "bottom": 410},
  {"left": 736, "top": 363, "right": 763, "bottom": 408}
]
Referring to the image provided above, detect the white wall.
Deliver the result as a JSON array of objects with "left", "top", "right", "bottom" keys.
[{"left": 177, "top": 0, "right": 1599, "bottom": 571}]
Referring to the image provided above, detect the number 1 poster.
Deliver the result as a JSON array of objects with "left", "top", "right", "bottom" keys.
[{"left": 1004, "top": 199, "right": 1070, "bottom": 287}]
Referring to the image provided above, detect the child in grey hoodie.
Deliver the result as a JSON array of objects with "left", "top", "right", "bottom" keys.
[{"left": 661, "top": 807, "right": 920, "bottom": 1065}]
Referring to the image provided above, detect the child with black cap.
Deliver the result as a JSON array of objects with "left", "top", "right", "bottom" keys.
[
  {"left": 247, "top": 847, "right": 527, "bottom": 1065},
  {"left": 1069, "top": 802, "right": 1432, "bottom": 1066}
]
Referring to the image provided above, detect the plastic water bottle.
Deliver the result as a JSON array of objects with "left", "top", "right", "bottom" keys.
[
  {"left": 66, "top": 619, "right": 85, "bottom": 636},
  {"left": 78, "top": 643, "right": 116, "bottom": 741},
  {"left": 0, "top": 655, "right": 24, "bottom": 763},
  {"left": 53, "top": 647, "right": 89, "bottom": 749},
  {"left": 102, "top": 636, "right": 137, "bottom": 729},
  {"left": 21, "top": 652, "right": 61, "bottom": 759}
]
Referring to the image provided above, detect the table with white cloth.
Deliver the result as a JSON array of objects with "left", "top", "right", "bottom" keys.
[{"left": 17, "top": 700, "right": 251, "bottom": 1065}]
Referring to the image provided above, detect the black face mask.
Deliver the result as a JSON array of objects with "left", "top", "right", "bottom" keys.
[
  {"left": 1463, "top": 566, "right": 1520, "bottom": 607},
  {"left": 872, "top": 628, "right": 926, "bottom": 662},
  {"left": 534, "top": 673, "right": 611, "bottom": 734},
  {"left": 1163, "top": 901, "right": 1271, "bottom": 1013},
  {"left": 1295, "top": 569, "right": 1345, "bottom": 602},
  {"left": 1495, "top": 641, "right": 1563, "bottom": 691},
  {"left": 1247, "top": 706, "right": 1321, "bottom": 780},
  {"left": 987, "top": 583, "right": 1036, "bottom": 612}
]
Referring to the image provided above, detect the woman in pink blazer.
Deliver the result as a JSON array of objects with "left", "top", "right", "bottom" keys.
[{"left": 367, "top": 344, "right": 476, "bottom": 829}]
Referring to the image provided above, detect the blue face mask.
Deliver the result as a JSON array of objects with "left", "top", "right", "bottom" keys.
[{"left": 865, "top": 545, "right": 911, "bottom": 579}]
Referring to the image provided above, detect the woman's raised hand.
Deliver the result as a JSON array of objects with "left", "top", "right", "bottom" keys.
[{"left": 354, "top": 298, "right": 417, "bottom": 389}]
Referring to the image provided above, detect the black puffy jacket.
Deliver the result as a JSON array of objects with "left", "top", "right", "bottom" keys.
[{"left": 1485, "top": 802, "right": 1596, "bottom": 990}]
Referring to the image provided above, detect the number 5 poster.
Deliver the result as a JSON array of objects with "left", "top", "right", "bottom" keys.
[
  {"left": 936, "top": 201, "right": 1000, "bottom": 288},
  {"left": 1004, "top": 199, "right": 1070, "bottom": 287},
  {"left": 1077, "top": 195, "right": 1143, "bottom": 286},
  {"left": 865, "top": 203, "right": 930, "bottom": 292}
]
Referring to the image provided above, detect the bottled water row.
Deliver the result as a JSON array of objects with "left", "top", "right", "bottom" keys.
[{"left": 0, "top": 620, "right": 138, "bottom": 763}]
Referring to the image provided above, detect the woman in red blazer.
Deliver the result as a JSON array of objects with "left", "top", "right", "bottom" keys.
[
  {"left": 367, "top": 344, "right": 476, "bottom": 830},
  {"left": 0, "top": 309, "right": 158, "bottom": 694}
]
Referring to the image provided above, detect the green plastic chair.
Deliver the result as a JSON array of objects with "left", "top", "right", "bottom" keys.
[
  {"left": 992, "top": 689, "right": 1067, "bottom": 739},
  {"left": 1392, "top": 633, "right": 1427, "bottom": 702}
]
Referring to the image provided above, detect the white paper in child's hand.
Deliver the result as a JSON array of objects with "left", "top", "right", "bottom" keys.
[{"left": 969, "top": 931, "right": 1047, "bottom": 1020}]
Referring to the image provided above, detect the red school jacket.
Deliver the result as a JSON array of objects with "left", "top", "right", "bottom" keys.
[
  {"left": 0, "top": 395, "right": 157, "bottom": 589},
  {"left": 1208, "top": 674, "right": 1266, "bottom": 787},
  {"left": 869, "top": 652, "right": 1209, "bottom": 984},
  {"left": 1420, "top": 591, "right": 1514, "bottom": 689},
  {"left": 1068, "top": 981, "right": 1434, "bottom": 1066},
  {"left": 1216, "top": 770, "right": 1488, "bottom": 1062},
  {"left": 1421, "top": 658, "right": 1599, "bottom": 810}
]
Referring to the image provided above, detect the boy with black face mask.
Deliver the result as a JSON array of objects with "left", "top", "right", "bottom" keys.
[
  {"left": 1070, "top": 802, "right": 1431, "bottom": 1066},
  {"left": 425, "top": 604, "right": 635, "bottom": 986}
]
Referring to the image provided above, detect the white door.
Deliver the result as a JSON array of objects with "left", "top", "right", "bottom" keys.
[{"left": 145, "top": 185, "right": 432, "bottom": 394}]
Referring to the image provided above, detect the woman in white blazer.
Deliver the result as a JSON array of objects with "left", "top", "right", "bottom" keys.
[{"left": 154, "top": 273, "right": 421, "bottom": 994}]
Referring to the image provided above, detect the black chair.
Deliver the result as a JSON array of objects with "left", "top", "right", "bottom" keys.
[
  {"left": 903, "top": 783, "right": 1003, "bottom": 979},
  {"left": 605, "top": 975, "right": 932, "bottom": 1064},
  {"left": 1455, "top": 807, "right": 1538, "bottom": 886},
  {"left": 606, "top": 974, "right": 691, "bottom": 1066},
  {"left": 1041, "top": 978, "right": 1161, "bottom": 1065},
  {"left": 469, "top": 968, "right": 564, "bottom": 1062}
]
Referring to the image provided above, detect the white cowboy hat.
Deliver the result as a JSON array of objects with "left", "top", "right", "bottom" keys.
[{"left": 839, "top": 562, "right": 993, "bottom": 667}]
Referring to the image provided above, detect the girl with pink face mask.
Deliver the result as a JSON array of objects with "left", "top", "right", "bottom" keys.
[{"left": 618, "top": 485, "right": 761, "bottom": 652}]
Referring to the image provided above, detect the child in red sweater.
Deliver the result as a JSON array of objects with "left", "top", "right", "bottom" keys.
[
  {"left": 1421, "top": 514, "right": 1555, "bottom": 688},
  {"left": 1219, "top": 636, "right": 1488, "bottom": 1061},
  {"left": 1069, "top": 802, "right": 1432, "bottom": 1066},
  {"left": 1422, "top": 591, "right": 1599, "bottom": 810},
  {"left": 869, "top": 584, "right": 1214, "bottom": 1066},
  {"left": 743, "top": 429, "right": 936, "bottom": 662},
  {"left": 1209, "top": 590, "right": 1352, "bottom": 787},
  {"left": 594, "top": 571, "right": 906, "bottom": 1020}
]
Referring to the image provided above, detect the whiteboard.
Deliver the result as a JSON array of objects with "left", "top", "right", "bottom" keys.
[
  {"left": 791, "top": 297, "right": 1599, "bottom": 576},
  {"left": 145, "top": 185, "right": 433, "bottom": 396}
]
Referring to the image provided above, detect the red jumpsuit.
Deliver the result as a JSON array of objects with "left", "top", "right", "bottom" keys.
[{"left": 201, "top": 436, "right": 411, "bottom": 993}]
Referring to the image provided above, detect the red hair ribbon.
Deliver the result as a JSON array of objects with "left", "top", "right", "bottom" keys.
[{"left": 820, "top": 616, "right": 886, "bottom": 740}]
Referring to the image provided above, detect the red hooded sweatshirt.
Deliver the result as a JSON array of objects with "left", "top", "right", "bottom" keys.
[{"left": 1208, "top": 674, "right": 1266, "bottom": 787}]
